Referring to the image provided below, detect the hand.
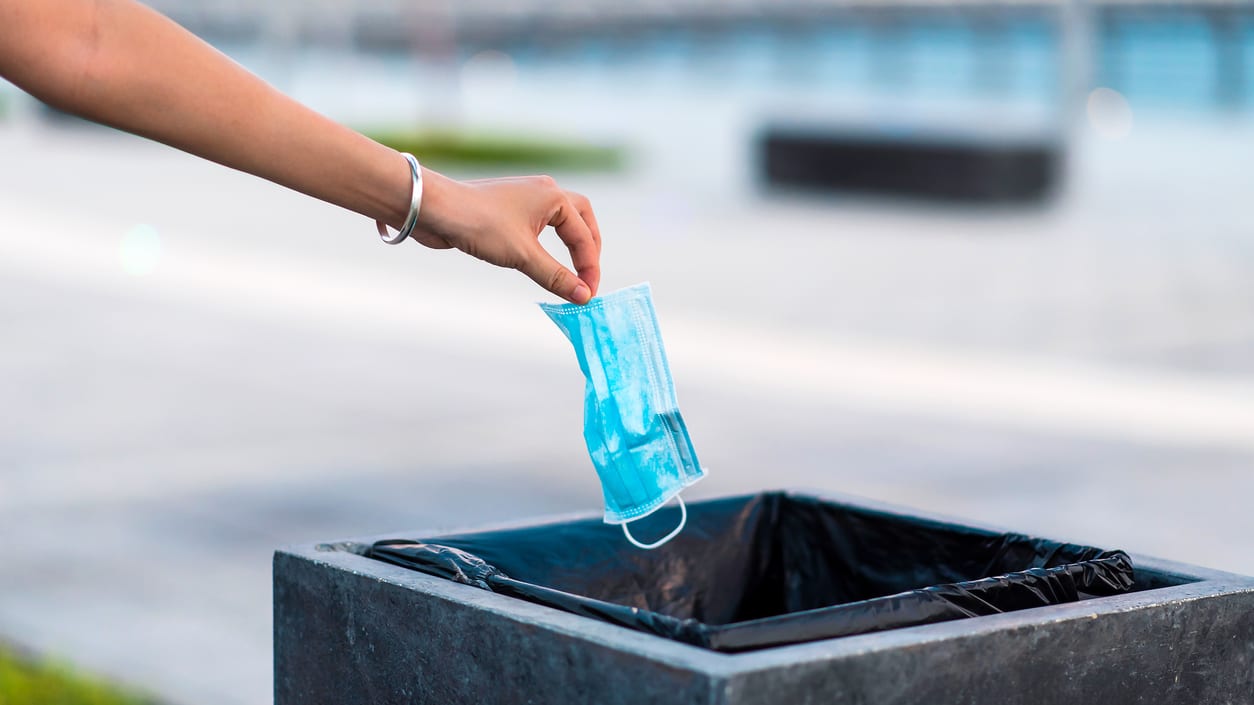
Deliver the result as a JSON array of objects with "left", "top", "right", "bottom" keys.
[
  {"left": 412, "top": 170, "right": 602, "bottom": 304},
  {"left": 0, "top": 0, "right": 602, "bottom": 302}
]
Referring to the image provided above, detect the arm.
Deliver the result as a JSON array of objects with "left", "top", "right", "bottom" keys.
[{"left": 0, "top": 0, "right": 599, "bottom": 302}]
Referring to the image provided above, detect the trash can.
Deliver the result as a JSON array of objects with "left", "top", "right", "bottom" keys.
[{"left": 274, "top": 490, "right": 1254, "bottom": 705}]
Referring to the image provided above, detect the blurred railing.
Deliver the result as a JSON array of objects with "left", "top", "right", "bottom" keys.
[{"left": 145, "top": 1, "right": 1252, "bottom": 113}]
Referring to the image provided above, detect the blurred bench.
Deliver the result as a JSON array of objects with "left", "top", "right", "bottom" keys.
[{"left": 759, "top": 125, "right": 1063, "bottom": 204}]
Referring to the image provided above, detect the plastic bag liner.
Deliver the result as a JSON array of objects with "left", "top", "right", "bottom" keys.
[{"left": 368, "top": 492, "right": 1133, "bottom": 652}]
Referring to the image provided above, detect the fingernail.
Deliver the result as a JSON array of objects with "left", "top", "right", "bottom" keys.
[{"left": 572, "top": 284, "right": 591, "bottom": 304}]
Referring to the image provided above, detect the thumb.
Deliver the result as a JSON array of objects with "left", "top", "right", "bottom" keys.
[{"left": 520, "top": 246, "right": 592, "bottom": 304}]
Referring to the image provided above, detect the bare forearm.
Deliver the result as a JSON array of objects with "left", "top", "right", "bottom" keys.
[
  {"left": 0, "top": 0, "right": 601, "bottom": 303},
  {"left": 0, "top": 0, "right": 411, "bottom": 227}
]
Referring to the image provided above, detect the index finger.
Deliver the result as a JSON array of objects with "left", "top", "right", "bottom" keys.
[
  {"left": 568, "top": 191, "right": 602, "bottom": 253},
  {"left": 548, "top": 196, "right": 601, "bottom": 297}
]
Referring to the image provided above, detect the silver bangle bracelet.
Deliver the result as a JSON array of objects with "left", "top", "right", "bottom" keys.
[{"left": 376, "top": 152, "right": 423, "bottom": 245}]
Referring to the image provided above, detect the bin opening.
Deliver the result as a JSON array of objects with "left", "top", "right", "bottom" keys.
[{"left": 368, "top": 491, "right": 1134, "bottom": 652}]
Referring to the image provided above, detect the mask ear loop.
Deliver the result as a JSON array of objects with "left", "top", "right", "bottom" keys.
[{"left": 621, "top": 496, "right": 687, "bottom": 550}]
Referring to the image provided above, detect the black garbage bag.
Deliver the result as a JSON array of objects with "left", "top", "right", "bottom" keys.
[{"left": 368, "top": 491, "right": 1133, "bottom": 652}]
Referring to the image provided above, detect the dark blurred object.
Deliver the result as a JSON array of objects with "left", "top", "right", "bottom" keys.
[
  {"left": 759, "top": 127, "right": 1062, "bottom": 203},
  {"left": 369, "top": 491, "right": 1132, "bottom": 652}
]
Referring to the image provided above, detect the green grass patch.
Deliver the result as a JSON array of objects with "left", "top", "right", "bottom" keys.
[
  {"left": 0, "top": 648, "right": 155, "bottom": 705},
  {"left": 368, "top": 130, "right": 625, "bottom": 172}
]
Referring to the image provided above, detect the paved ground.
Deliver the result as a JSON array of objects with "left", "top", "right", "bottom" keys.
[{"left": 2, "top": 118, "right": 1254, "bottom": 705}]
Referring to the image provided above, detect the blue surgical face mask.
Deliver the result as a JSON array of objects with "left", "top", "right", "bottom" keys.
[{"left": 540, "top": 283, "right": 705, "bottom": 549}]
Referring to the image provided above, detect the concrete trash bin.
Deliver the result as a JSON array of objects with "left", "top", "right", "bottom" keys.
[{"left": 274, "top": 490, "right": 1254, "bottom": 705}]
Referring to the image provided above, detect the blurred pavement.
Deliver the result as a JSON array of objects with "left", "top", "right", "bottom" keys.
[{"left": 2, "top": 119, "right": 1254, "bottom": 704}]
